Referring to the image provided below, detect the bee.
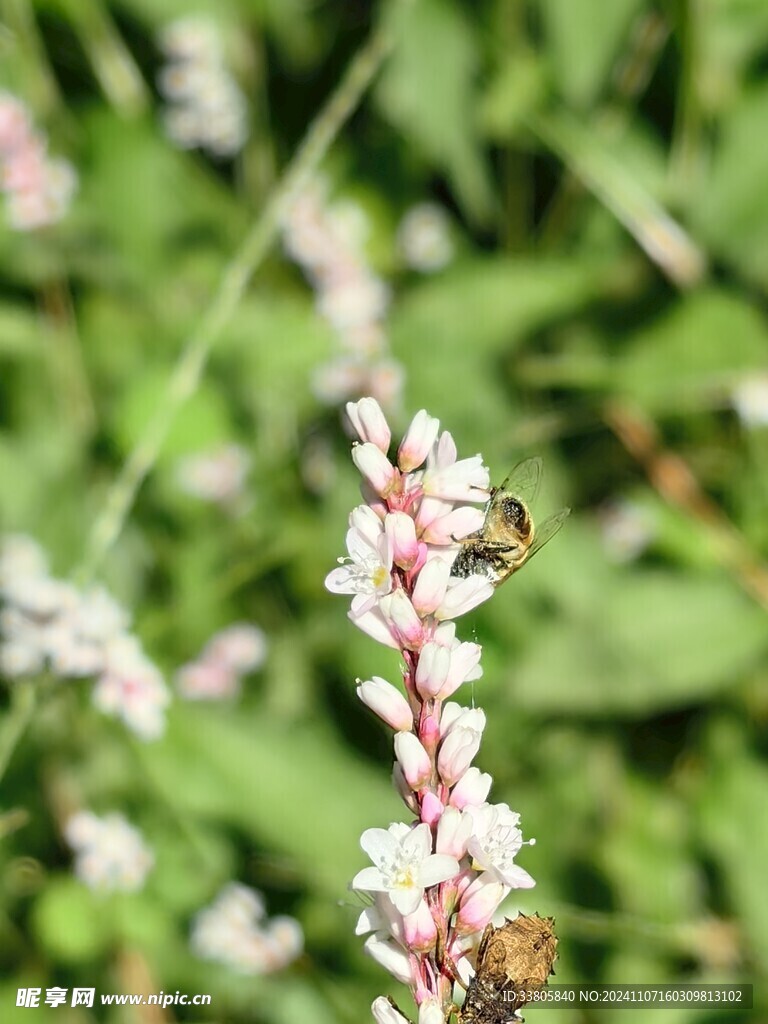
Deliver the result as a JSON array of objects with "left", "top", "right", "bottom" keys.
[
  {"left": 458, "top": 913, "right": 558, "bottom": 1024},
  {"left": 451, "top": 457, "right": 569, "bottom": 587}
]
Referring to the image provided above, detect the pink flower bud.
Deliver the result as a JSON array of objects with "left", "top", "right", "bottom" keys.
[
  {"left": 418, "top": 999, "right": 445, "bottom": 1024},
  {"left": 437, "top": 725, "right": 483, "bottom": 786},
  {"left": 415, "top": 495, "right": 452, "bottom": 533},
  {"left": 364, "top": 935, "right": 415, "bottom": 984},
  {"left": 421, "top": 506, "right": 485, "bottom": 545},
  {"left": 349, "top": 607, "right": 400, "bottom": 650},
  {"left": 352, "top": 443, "right": 399, "bottom": 497},
  {"left": 440, "top": 641, "right": 483, "bottom": 699},
  {"left": 398, "top": 409, "right": 440, "bottom": 472},
  {"left": 423, "top": 454, "right": 490, "bottom": 502},
  {"left": 420, "top": 709, "right": 441, "bottom": 754},
  {"left": 402, "top": 898, "right": 437, "bottom": 952},
  {"left": 357, "top": 677, "right": 413, "bottom": 731},
  {"left": 392, "top": 763, "right": 419, "bottom": 813},
  {"left": 420, "top": 791, "right": 444, "bottom": 826},
  {"left": 385, "top": 512, "right": 420, "bottom": 571},
  {"left": 411, "top": 558, "right": 450, "bottom": 618},
  {"left": 394, "top": 732, "right": 432, "bottom": 790},
  {"left": 372, "top": 996, "right": 410, "bottom": 1024},
  {"left": 346, "top": 397, "right": 391, "bottom": 453},
  {"left": 414, "top": 642, "right": 451, "bottom": 699},
  {"left": 436, "top": 806, "right": 472, "bottom": 859},
  {"left": 380, "top": 591, "right": 425, "bottom": 650},
  {"left": 435, "top": 576, "right": 494, "bottom": 621},
  {"left": 455, "top": 876, "right": 506, "bottom": 935},
  {"left": 449, "top": 767, "right": 493, "bottom": 809}
]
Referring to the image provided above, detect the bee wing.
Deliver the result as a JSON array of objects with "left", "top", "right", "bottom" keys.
[
  {"left": 527, "top": 508, "right": 570, "bottom": 560},
  {"left": 496, "top": 456, "right": 542, "bottom": 506}
]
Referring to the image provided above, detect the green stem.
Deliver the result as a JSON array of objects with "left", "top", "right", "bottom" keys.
[
  {"left": 0, "top": 682, "right": 37, "bottom": 786},
  {"left": 79, "top": 8, "right": 400, "bottom": 583},
  {"left": 61, "top": 0, "right": 148, "bottom": 117}
]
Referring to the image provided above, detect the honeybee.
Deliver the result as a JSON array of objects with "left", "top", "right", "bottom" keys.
[{"left": 451, "top": 457, "right": 569, "bottom": 587}]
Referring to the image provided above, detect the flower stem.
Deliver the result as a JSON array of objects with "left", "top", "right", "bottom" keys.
[
  {"left": 79, "top": 8, "right": 401, "bottom": 582},
  {"left": 0, "top": 682, "right": 37, "bottom": 787}
]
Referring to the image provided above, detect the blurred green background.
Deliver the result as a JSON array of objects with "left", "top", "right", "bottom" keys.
[{"left": 1, "top": 0, "right": 767, "bottom": 1021}]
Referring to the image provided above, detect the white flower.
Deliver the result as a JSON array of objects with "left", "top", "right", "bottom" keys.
[
  {"left": 372, "top": 995, "right": 411, "bottom": 1024},
  {"left": 352, "top": 822, "right": 460, "bottom": 915},
  {"left": 192, "top": 883, "right": 303, "bottom": 974},
  {"left": 325, "top": 506, "right": 393, "bottom": 614},
  {"left": 733, "top": 373, "right": 768, "bottom": 427},
  {"left": 92, "top": 635, "right": 170, "bottom": 741},
  {"left": 64, "top": 811, "right": 153, "bottom": 893},
  {"left": 466, "top": 803, "right": 536, "bottom": 889},
  {"left": 398, "top": 203, "right": 454, "bottom": 273},
  {"left": 175, "top": 443, "right": 250, "bottom": 504}
]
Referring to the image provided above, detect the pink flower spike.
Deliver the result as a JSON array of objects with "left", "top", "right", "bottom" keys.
[
  {"left": 394, "top": 732, "right": 432, "bottom": 790},
  {"left": 421, "top": 506, "right": 485, "bottom": 546},
  {"left": 386, "top": 512, "right": 420, "bottom": 571},
  {"left": 352, "top": 443, "right": 399, "bottom": 497},
  {"left": 411, "top": 558, "right": 451, "bottom": 618},
  {"left": 420, "top": 791, "right": 444, "bottom": 826},
  {"left": 449, "top": 767, "right": 493, "bottom": 809},
  {"left": 380, "top": 591, "right": 425, "bottom": 651},
  {"left": 403, "top": 898, "right": 438, "bottom": 952},
  {"left": 435, "top": 576, "right": 494, "bottom": 621},
  {"left": 435, "top": 806, "right": 473, "bottom": 859},
  {"left": 346, "top": 397, "right": 391, "bottom": 453},
  {"left": 398, "top": 409, "right": 440, "bottom": 472},
  {"left": 357, "top": 677, "right": 413, "bottom": 731},
  {"left": 414, "top": 641, "right": 451, "bottom": 700},
  {"left": 455, "top": 876, "right": 506, "bottom": 935}
]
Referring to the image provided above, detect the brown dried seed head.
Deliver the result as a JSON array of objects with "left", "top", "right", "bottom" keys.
[{"left": 479, "top": 913, "right": 558, "bottom": 989}]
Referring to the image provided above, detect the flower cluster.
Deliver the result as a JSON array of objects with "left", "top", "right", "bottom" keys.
[
  {"left": 158, "top": 17, "right": 248, "bottom": 158},
  {"left": 325, "top": 399, "right": 538, "bottom": 1022},
  {"left": 175, "top": 443, "right": 251, "bottom": 506},
  {"left": 191, "top": 883, "right": 303, "bottom": 974},
  {"left": 176, "top": 623, "right": 267, "bottom": 701},
  {"left": 0, "top": 535, "right": 169, "bottom": 740},
  {"left": 64, "top": 811, "right": 154, "bottom": 893},
  {"left": 397, "top": 204, "right": 454, "bottom": 274},
  {"left": 0, "top": 92, "right": 77, "bottom": 231},
  {"left": 281, "top": 177, "right": 404, "bottom": 410}
]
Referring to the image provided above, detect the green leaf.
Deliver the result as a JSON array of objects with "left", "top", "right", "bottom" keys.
[
  {"left": 615, "top": 289, "right": 768, "bottom": 411},
  {"left": 0, "top": 304, "right": 45, "bottom": 356},
  {"left": 33, "top": 877, "right": 113, "bottom": 963},
  {"left": 510, "top": 570, "right": 768, "bottom": 715},
  {"left": 696, "top": 722, "right": 768, "bottom": 970},
  {"left": 690, "top": 83, "right": 768, "bottom": 288},
  {"left": 538, "top": 0, "right": 646, "bottom": 108},
  {"left": 376, "top": 0, "right": 494, "bottom": 223}
]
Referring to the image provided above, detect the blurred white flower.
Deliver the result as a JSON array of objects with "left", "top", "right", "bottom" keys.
[
  {"left": 0, "top": 92, "right": 77, "bottom": 231},
  {"left": 64, "top": 811, "right": 154, "bottom": 893},
  {"left": 732, "top": 373, "right": 768, "bottom": 428},
  {"left": 282, "top": 177, "right": 404, "bottom": 410},
  {"left": 397, "top": 203, "right": 454, "bottom": 273},
  {"left": 175, "top": 443, "right": 251, "bottom": 505},
  {"left": 192, "top": 883, "right": 303, "bottom": 974},
  {"left": 158, "top": 18, "right": 248, "bottom": 157},
  {"left": 92, "top": 635, "right": 170, "bottom": 741},
  {"left": 176, "top": 622, "right": 267, "bottom": 701},
  {"left": 597, "top": 500, "right": 655, "bottom": 563}
]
